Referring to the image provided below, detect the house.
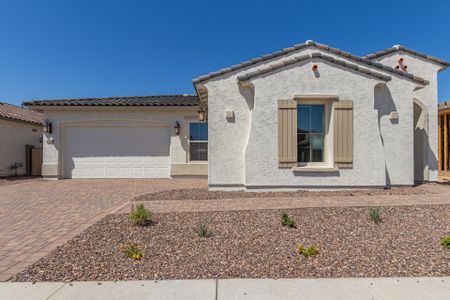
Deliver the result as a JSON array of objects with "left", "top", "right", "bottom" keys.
[
  {"left": 25, "top": 40, "right": 449, "bottom": 190},
  {"left": 438, "top": 101, "right": 450, "bottom": 174},
  {"left": 0, "top": 102, "right": 43, "bottom": 177}
]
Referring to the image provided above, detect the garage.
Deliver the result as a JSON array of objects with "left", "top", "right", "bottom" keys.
[{"left": 64, "top": 126, "right": 170, "bottom": 179}]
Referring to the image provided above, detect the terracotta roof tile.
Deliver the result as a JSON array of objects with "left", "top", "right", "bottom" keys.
[{"left": 0, "top": 102, "right": 43, "bottom": 125}]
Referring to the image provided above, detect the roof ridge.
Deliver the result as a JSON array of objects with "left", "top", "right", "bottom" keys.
[
  {"left": 193, "top": 40, "right": 428, "bottom": 85},
  {"left": 24, "top": 94, "right": 197, "bottom": 103},
  {"left": 363, "top": 45, "right": 449, "bottom": 67},
  {"left": 24, "top": 95, "right": 200, "bottom": 107}
]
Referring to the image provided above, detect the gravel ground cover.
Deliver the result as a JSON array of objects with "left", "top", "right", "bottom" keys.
[
  {"left": 11, "top": 205, "right": 450, "bottom": 282},
  {"left": 136, "top": 186, "right": 432, "bottom": 201}
]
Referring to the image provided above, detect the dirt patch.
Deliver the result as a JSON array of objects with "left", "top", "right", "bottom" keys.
[
  {"left": 135, "top": 186, "right": 432, "bottom": 201},
  {"left": 0, "top": 176, "right": 43, "bottom": 187},
  {"left": 10, "top": 205, "right": 450, "bottom": 282}
]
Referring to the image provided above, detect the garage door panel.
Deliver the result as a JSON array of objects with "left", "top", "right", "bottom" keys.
[{"left": 65, "top": 126, "right": 170, "bottom": 179}]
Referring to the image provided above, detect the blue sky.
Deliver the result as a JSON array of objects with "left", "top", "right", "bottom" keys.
[{"left": 0, "top": 0, "right": 449, "bottom": 106}]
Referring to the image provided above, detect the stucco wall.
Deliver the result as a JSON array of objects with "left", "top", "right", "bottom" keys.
[
  {"left": 0, "top": 119, "right": 42, "bottom": 177},
  {"left": 39, "top": 107, "right": 199, "bottom": 178},
  {"left": 203, "top": 47, "right": 420, "bottom": 189},
  {"left": 375, "top": 52, "right": 442, "bottom": 182}
]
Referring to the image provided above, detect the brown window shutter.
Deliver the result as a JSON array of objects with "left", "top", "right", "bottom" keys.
[
  {"left": 278, "top": 99, "right": 298, "bottom": 168},
  {"left": 334, "top": 100, "right": 353, "bottom": 168}
]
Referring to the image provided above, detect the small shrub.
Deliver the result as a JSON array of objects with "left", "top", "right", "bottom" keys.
[
  {"left": 198, "top": 223, "right": 211, "bottom": 238},
  {"left": 369, "top": 206, "right": 382, "bottom": 224},
  {"left": 129, "top": 203, "right": 152, "bottom": 225},
  {"left": 120, "top": 242, "right": 144, "bottom": 260},
  {"left": 296, "top": 244, "right": 319, "bottom": 257},
  {"left": 281, "top": 212, "right": 296, "bottom": 228},
  {"left": 441, "top": 236, "right": 450, "bottom": 249}
]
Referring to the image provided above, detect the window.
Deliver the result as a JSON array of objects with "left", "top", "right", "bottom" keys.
[
  {"left": 189, "top": 122, "right": 208, "bottom": 161},
  {"left": 297, "top": 104, "right": 324, "bottom": 163}
]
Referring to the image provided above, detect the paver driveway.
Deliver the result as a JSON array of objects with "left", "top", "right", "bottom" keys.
[{"left": 0, "top": 178, "right": 206, "bottom": 281}]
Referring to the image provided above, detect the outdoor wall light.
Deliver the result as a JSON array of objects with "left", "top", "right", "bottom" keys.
[
  {"left": 395, "top": 65, "right": 400, "bottom": 69},
  {"left": 398, "top": 57, "right": 404, "bottom": 63},
  {"left": 312, "top": 64, "right": 318, "bottom": 71},
  {"left": 43, "top": 119, "right": 52, "bottom": 134},
  {"left": 174, "top": 121, "right": 180, "bottom": 135},
  {"left": 402, "top": 65, "right": 408, "bottom": 71},
  {"left": 197, "top": 107, "right": 207, "bottom": 122}
]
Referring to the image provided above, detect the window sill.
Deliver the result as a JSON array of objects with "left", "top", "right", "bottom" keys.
[{"left": 292, "top": 166, "right": 339, "bottom": 173}]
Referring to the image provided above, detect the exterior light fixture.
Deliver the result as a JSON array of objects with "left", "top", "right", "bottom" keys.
[
  {"left": 403, "top": 65, "right": 408, "bottom": 71},
  {"left": 174, "top": 121, "right": 180, "bottom": 135},
  {"left": 43, "top": 119, "right": 52, "bottom": 134},
  {"left": 198, "top": 107, "right": 207, "bottom": 122},
  {"left": 398, "top": 58, "right": 404, "bottom": 63},
  {"left": 395, "top": 65, "right": 400, "bottom": 69},
  {"left": 312, "top": 64, "right": 318, "bottom": 71}
]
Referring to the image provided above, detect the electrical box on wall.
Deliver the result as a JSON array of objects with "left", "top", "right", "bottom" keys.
[
  {"left": 389, "top": 111, "right": 398, "bottom": 120},
  {"left": 225, "top": 110, "right": 234, "bottom": 119}
]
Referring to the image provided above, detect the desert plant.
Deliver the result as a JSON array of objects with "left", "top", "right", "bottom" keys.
[
  {"left": 120, "top": 242, "right": 144, "bottom": 260},
  {"left": 441, "top": 236, "right": 450, "bottom": 249},
  {"left": 129, "top": 203, "right": 152, "bottom": 225},
  {"left": 296, "top": 244, "right": 319, "bottom": 257},
  {"left": 281, "top": 212, "right": 296, "bottom": 228},
  {"left": 369, "top": 206, "right": 382, "bottom": 224},
  {"left": 198, "top": 222, "right": 211, "bottom": 237}
]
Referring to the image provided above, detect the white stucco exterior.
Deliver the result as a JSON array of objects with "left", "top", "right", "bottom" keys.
[
  {"left": 199, "top": 45, "right": 443, "bottom": 190},
  {"left": 373, "top": 52, "right": 442, "bottom": 182},
  {"left": 36, "top": 107, "right": 205, "bottom": 179},
  {"left": 0, "top": 119, "right": 42, "bottom": 177}
]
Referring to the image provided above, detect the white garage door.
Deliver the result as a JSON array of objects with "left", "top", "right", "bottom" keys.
[{"left": 65, "top": 126, "right": 170, "bottom": 178}]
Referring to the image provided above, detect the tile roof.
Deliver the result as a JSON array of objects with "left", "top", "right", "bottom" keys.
[
  {"left": 24, "top": 95, "right": 199, "bottom": 107},
  {"left": 192, "top": 40, "right": 429, "bottom": 85},
  {"left": 237, "top": 52, "right": 392, "bottom": 82},
  {"left": 363, "top": 45, "right": 450, "bottom": 67},
  {"left": 438, "top": 101, "right": 450, "bottom": 111},
  {"left": 0, "top": 102, "right": 44, "bottom": 125}
]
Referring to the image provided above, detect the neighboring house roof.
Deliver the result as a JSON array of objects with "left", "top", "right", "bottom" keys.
[
  {"left": 237, "top": 52, "right": 392, "bottom": 82},
  {"left": 192, "top": 40, "right": 429, "bottom": 85},
  {"left": 0, "top": 102, "right": 44, "bottom": 125},
  {"left": 363, "top": 45, "right": 450, "bottom": 67},
  {"left": 24, "top": 94, "right": 199, "bottom": 107},
  {"left": 438, "top": 101, "right": 450, "bottom": 111}
]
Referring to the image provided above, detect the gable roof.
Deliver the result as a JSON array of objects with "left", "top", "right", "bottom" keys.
[
  {"left": 363, "top": 45, "right": 450, "bottom": 68},
  {"left": 237, "top": 52, "right": 392, "bottom": 82},
  {"left": 0, "top": 102, "right": 43, "bottom": 125},
  {"left": 24, "top": 95, "right": 199, "bottom": 107},
  {"left": 192, "top": 40, "right": 429, "bottom": 85}
]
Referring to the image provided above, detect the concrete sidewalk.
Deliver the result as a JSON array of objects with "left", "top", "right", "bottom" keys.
[{"left": 1, "top": 277, "right": 449, "bottom": 300}]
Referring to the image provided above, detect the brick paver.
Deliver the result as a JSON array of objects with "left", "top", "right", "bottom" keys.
[{"left": 0, "top": 178, "right": 206, "bottom": 281}]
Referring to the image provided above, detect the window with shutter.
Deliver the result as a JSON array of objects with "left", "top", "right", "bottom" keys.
[{"left": 333, "top": 100, "right": 354, "bottom": 168}]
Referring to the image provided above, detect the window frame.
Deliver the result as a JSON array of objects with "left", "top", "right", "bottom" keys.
[
  {"left": 187, "top": 120, "right": 208, "bottom": 163},
  {"left": 295, "top": 99, "right": 333, "bottom": 168}
]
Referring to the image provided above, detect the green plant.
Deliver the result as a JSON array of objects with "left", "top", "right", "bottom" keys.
[
  {"left": 198, "top": 223, "right": 211, "bottom": 237},
  {"left": 369, "top": 206, "right": 382, "bottom": 224},
  {"left": 129, "top": 203, "right": 152, "bottom": 225},
  {"left": 281, "top": 212, "right": 296, "bottom": 228},
  {"left": 296, "top": 244, "right": 319, "bottom": 257},
  {"left": 119, "top": 242, "right": 144, "bottom": 260},
  {"left": 441, "top": 236, "right": 450, "bottom": 249}
]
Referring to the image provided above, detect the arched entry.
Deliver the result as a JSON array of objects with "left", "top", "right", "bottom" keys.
[{"left": 413, "top": 99, "right": 429, "bottom": 182}]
